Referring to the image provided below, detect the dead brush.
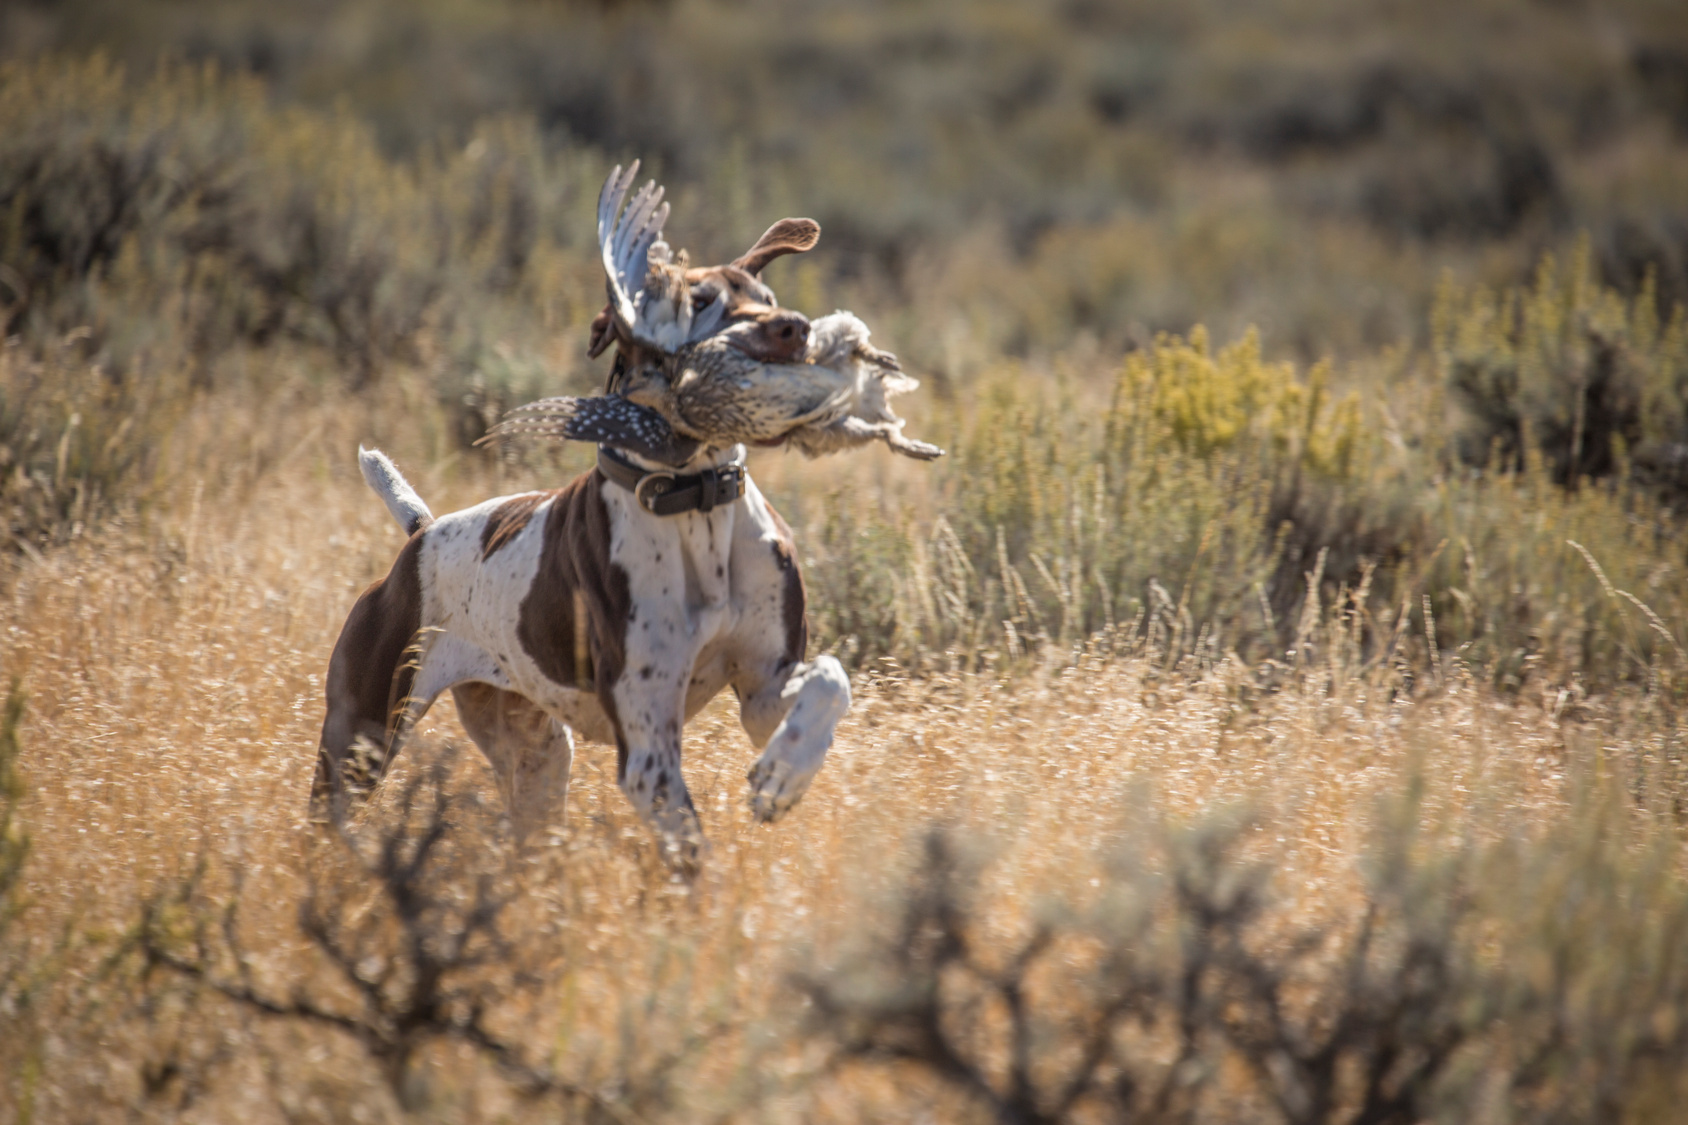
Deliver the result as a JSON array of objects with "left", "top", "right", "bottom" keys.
[
  {"left": 125, "top": 745, "right": 646, "bottom": 1119},
  {"left": 794, "top": 816, "right": 1481, "bottom": 1125},
  {"left": 795, "top": 781, "right": 1688, "bottom": 1125}
]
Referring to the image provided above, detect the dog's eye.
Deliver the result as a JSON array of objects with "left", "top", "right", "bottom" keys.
[{"left": 689, "top": 281, "right": 722, "bottom": 311}]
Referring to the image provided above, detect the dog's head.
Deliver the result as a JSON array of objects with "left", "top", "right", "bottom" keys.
[
  {"left": 589, "top": 217, "right": 820, "bottom": 362},
  {"left": 581, "top": 166, "right": 825, "bottom": 461}
]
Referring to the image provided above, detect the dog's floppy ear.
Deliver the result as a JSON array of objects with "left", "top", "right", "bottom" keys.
[
  {"left": 587, "top": 304, "right": 616, "bottom": 359},
  {"left": 732, "top": 218, "right": 820, "bottom": 277},
  {"left": 477, "top": 395, "right": 700, "bottom": 465}
]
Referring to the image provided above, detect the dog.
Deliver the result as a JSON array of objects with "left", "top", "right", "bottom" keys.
[
  {"left": 313, "top": 169, "right": 852, "bottom": 871},
  {"left": 313, "top": 440, "right": 851, "bottom": 874}
]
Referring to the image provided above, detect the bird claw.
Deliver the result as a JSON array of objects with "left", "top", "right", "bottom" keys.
[
  {"left": 890, "top": 434, "right": 946, "bottom": 461},
  {"left": 863, "top": 344, "right": 901, "bottom": 370}
]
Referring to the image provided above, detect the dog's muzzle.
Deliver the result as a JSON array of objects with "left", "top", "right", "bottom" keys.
[{"left": 597, "top": 445, "right": 748, "bottom": 516}]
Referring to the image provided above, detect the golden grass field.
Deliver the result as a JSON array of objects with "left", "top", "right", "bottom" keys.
[
  {"left": 4, "top": 371, "right": 1685, "bottom": 1123},
  {"left": 5, "top": 3, "right": 1688, "bottom": 1118}
]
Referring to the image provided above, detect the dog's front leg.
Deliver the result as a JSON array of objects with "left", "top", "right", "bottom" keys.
[
  {"left": 613, "top": 683, "right": 706, "bottom": 875},
  {"left": 739, "top": 656, "right": 851, "bottom": 822}
]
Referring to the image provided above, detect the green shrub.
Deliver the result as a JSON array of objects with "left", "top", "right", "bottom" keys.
[
  {"left": 1437, "top": 243, "right": 1688, "bottom": 497},
  {"left": 13, "top": 0, "right": 1688, "bottom": 362},
  {"left": 796, "top": 327, "right": 1394, "bottom": 671},
  {"left": 0, "top": 56, "right": 605, "bottom": 385},
  {"left": 0, "top": 343, "right": 182, "bottom": 552},
  {"left": 789, "top": 309, "right": 1688, "bottom": 696}
]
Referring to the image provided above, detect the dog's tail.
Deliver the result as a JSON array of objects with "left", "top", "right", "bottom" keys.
[{"left": 358, "top": 446, "right": 434, "bottom": 536}]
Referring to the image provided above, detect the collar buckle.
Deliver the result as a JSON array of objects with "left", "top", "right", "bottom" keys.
[{"left": 633, "top": 470, "right": 678, "bottom": 514}]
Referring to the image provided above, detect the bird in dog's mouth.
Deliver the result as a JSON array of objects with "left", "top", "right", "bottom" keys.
[{"left": 484, "top": 162, "right": 944, "bottom": 467}]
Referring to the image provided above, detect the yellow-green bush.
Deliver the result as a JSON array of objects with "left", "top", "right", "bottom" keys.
[
  {"left": 1109, "top": 327, "right": 1362, "bottom": 471},
  {"left": 1437, "top": 243, "right": 1688, "bottom": 495},
  {"left": 803, "top": 327, "right": 1386, "bottom": 669},
  {"left": 788, "top": 312, "right": 1687, "bottom": 695}
]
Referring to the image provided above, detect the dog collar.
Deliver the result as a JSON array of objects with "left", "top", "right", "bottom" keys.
[{"left": 597, "top": 446, "right": 748, "bottom": 516}]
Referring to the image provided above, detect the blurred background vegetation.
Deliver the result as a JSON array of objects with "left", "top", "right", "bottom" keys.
[
  {"left": 7, "top": 4, "right": 1688, "bottom": 1121},
  {"left": 3, "top": 0, "right": 1688, "bottom": 687}
]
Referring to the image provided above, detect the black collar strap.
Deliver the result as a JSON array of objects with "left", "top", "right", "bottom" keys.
[{"left": 597, "top": 445, "right": 748, "bottom": 517}]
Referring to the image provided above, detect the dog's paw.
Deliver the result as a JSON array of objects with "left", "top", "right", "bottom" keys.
[
  {"left": 747, "top": 758, "right": 810, "bottom": 823},
  {"left": 658, "top": 824, "right": 709, "bottom": 879}
]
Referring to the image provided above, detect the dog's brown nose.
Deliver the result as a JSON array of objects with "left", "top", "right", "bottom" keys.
[{"left": 763, "top": 310, "right": 810, "bottom": 354}]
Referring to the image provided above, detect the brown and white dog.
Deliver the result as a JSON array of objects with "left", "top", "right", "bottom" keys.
[
  {"left": 312, "top": 442, "right": 849, "bottom": 873},
  {"left": 313, "top": 169, "right": 850, "bottom": 872}
]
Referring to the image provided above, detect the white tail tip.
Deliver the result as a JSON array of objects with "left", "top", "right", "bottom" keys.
[{"left": 358, "top": 446, "right": 433, "bottom": 536}]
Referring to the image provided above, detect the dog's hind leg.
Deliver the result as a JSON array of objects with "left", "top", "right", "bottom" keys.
[
  {"left": 452, "top": 683, "right": 574, "bottom": 846},
  {"left": 313, "top": 536, "right": 428, "bottom": 822},
  {"left": 739, "top": 655, "right": 851, "bottom": 822},
  {"left": 313, "top": 534, "right": 510, "bottom": 822}
]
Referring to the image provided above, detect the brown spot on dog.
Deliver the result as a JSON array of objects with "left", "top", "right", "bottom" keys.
[
  {"left": 765, "top": 500, "right": 808, "bottom": 664},
  {"left": 515, "top": 471, "right": 633, "bottom": 763},
  {"left": 683, "top": 264, "right": 778, "bottom": 315},
  {"left": 313, "top": 530, "right": 425, "bottom": 808},
  {"left": 481, "top": 491, "right": 548, "bottom": 559}
]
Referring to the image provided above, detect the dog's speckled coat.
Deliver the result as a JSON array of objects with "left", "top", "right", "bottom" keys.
[{"left": 314, "top": 446, "right": 849, "bottom": 874}]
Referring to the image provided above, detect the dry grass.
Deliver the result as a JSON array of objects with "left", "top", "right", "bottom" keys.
[
  {"left": 3, "top": 379, "right": 1680, "bottom": 1123},
  {"left": 3, "top": 25, "right": 1688, "bottom": 1115}
]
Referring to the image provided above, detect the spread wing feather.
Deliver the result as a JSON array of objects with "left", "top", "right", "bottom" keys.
[
  {"left": 599, "top": 162, "right": 703, "bottom": 351},
  {"left": 477, "top": 394, "right": 700, "bottom": 465}
]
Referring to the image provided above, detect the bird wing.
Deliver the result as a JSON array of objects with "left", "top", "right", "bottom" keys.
[
  {"left": 597, "top": 163, "right": 729, "bottom": 353},
  {"left": 477, "top": 394, "right": 700, "bottom": 465}
]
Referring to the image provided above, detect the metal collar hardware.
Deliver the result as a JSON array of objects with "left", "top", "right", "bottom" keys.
[
  {"left": 598, "top": 446, "right": 747, "bottom": 517},
  {"left": 633, "top": 470, "right": 677, "bottom": 512}
]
